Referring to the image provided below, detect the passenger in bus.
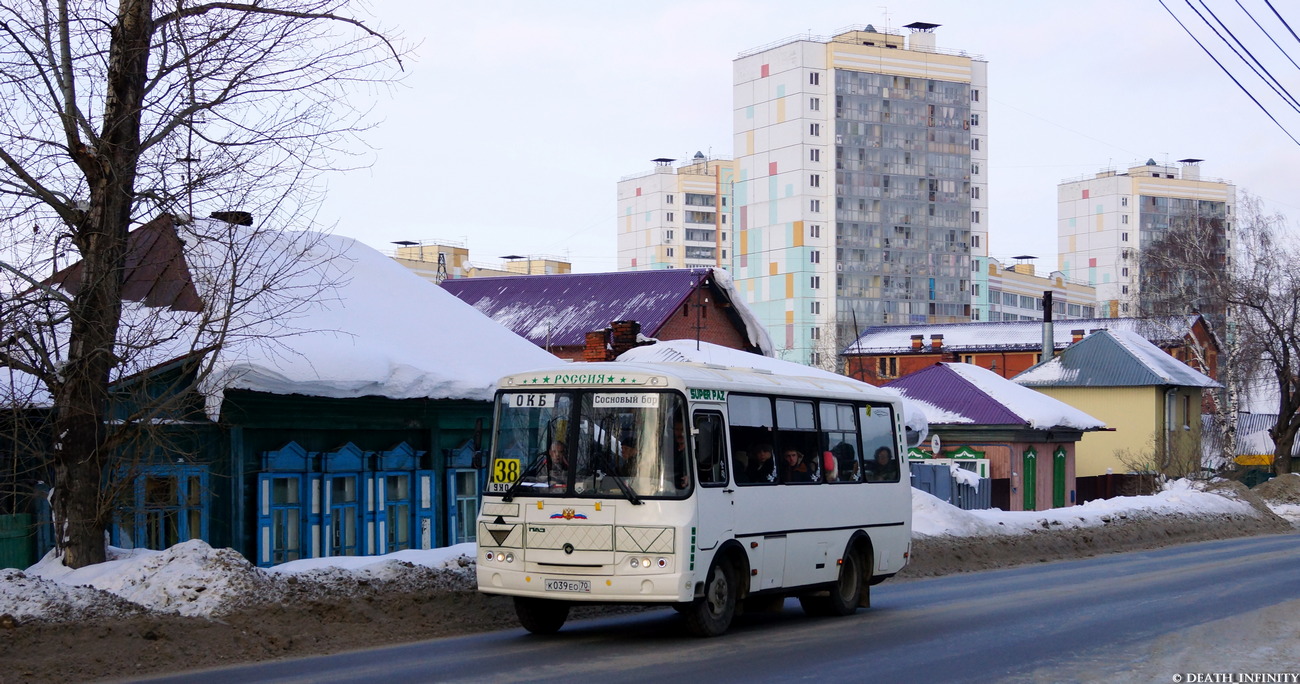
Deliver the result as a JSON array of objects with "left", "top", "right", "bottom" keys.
[
  {"left": 617, "top": 438, "right": 638, "bottom": 475},
  {"left": 832, "top": 442, "right": 859, "bottom": 482},
  {"left": 781, "top": 448, "right": 819, "bottom": 483},
  {"left": 543, "top": 440, "right": 569, "bottom": 478},
  {"left": 822, "top": 451, "right": 839, "bottom": 482},
  {"left": 743, "top": 443, "right": 777, "bottom": 483},
  {"left": 864, "top": 446, "right": 898, "bottom": 482},
  {"left": 672, "top": 416, "right": 689, "bottom": 489}
]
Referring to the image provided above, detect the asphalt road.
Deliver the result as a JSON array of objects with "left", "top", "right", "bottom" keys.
[{"left": 138, "top": 533, "right": 1300, "bottom": 684}]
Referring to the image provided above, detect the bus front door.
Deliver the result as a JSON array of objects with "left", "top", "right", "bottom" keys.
[{"left": 692, "top": 411, "right": 733, "bottom": 551}]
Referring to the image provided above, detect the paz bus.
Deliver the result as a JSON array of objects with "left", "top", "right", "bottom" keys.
[{"left": 476, "top": 361, "right": 912, "bottom": 636}]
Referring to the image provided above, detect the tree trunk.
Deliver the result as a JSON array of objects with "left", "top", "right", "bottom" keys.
[{"left": 49, "top": 0, "right": 153, "bottom": 568}]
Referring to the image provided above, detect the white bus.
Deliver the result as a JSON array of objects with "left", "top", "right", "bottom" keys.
[{"left": 476, "top": 361, "right": 912, "bottom": 636}]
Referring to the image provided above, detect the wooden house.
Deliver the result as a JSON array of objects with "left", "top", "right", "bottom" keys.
[{"left": 886, "top": 363, "right": 1105, "bottom": 511}]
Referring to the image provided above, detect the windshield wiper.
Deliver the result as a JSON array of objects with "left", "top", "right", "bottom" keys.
[{"left": 592, "top": 451, "right": 642, "bottom": 506}]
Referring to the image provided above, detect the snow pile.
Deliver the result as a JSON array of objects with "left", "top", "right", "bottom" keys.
[
  {"left": 1252, "top": 473, "right": 1300, "bottom": 525},
  {"left": 0, "top": 569, "right": 146, "bottom": 623},
  {"left": 26, "top": 540, "right": 275, "bottom": 618},
  {"left": 5, "top": 541, "right": 478, "bottom": 624},
  {"left": 912, "top": 478, "right": 1260, "bottom": 537},
  {"left": 1, "top": 483, "right": 1288, "bottom": 626}
]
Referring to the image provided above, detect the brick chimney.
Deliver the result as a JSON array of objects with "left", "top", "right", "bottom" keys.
[
  {"left": 584, "top": 329, "right": 612, "bottom": 362},
  {"left": 610, "top": 320, "right": 642, "bottom": 358},
  {"left": 910, "top": 334, "right": 924, "bottom": 350},
  {"left": 930, "top": 334, "right": 944, "bottom": 350},
  {"left": 1071, "top": 329, "right": 1085, "bottom": 344}
]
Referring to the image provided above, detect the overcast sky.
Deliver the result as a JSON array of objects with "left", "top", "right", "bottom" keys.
[{"left": 320, "top": 0, "right": 1300, "bottom": 274}]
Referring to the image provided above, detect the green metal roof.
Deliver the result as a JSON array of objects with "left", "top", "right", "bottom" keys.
[{"left": 1013, "top": 329, "right": 1220, "bottom": 389}]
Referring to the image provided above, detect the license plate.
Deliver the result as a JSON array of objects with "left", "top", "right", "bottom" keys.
[{"left": 545, "top": 579, "right": 591, "bottom": 593}]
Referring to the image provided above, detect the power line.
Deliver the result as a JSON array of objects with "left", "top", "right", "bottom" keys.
[{"left": 1159, "top": 0, "right": 1300, "bottom": 146}]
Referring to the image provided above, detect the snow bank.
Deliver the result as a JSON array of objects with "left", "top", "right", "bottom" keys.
[
  {"left": 913, "top": 478, "right": 1259, "bottom": 537},
  {"left": 2, "top": 481, "right": 1285, "bottom": 625}
]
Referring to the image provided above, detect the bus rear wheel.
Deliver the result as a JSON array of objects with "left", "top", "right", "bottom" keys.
[
  {"left": 799, "top": 548, "right": 865, "bottom": 617},
  {"left": 684, "top": 559, "right": 737, "bottom": 637},
  {"left": 514, "top": 597, "right": 570, "bottom": 634}
]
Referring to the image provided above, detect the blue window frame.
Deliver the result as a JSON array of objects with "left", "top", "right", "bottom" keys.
[{"left": 112, "top": 465, "right": 209, "bottom": 550}]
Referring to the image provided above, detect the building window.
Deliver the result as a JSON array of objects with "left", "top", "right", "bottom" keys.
[
  {"left": 973, "top": 283, "right": 980, "bottom": 296},
  {"left": 971, "top": 89, "right": 980, "bottom": 102},
  {"left": 810, "top": 199, "right": 821, "bottom": 213},
  {"left": 1122, "top": 267, "right": 1129, "bottom": 277},
  {"left": 811, "top": 326, "right": 820, "bottom": 340},
  {"left": 971, "top": 138, "right": 980, "bottom": 151},
  {"left": 811, "top": 275, "right": 821, "bottom": 289},
  {"left": 971, "top": 163, "right": 980, "bottom": 175},
  {"left": 1122, "top": 285, "right": 1129, "bottom": 294},
  {"left": 878, "top": 357, "right": 898, "bottom": 378},
  {"left": 1121, "top": 196, "right": 1129, "bottom": 207},
  {"left": 1121, "top": 303, "right": 1130, "bottom": 313},
  {"left": 666, "top": 212, "right": 674, "bottom": 222},
  {"left": 1121, "top": 232, "right": 1129, "bottom": 241},
  {"left": 809, "top": 224, "right": 820, "bottom": 238},
  {"left": 811, "top": 301, "right": 821, "bottom": 314},
  {"left": 972, "top": 310, "right": 981, "bottom": 321},
  {"left": 810, "top": 250, "right": 821, "bottom": 263},
  {"left": 666, "top": 194, "right": 674, "bottom": 204},
  {"left": 666, "top": 247, "right": 674, "bottom": 257},
  {"left": 810, "top": 123, "right": 821, "bottom": 136},
  {"left": 722, "top": 215, "right": 727, "bottom": 224},
  {"left": 972, "top": 235, "right": 981, "bottom": 248},
  {"left": 809, "top": 71, "right": 820, "bottom": 86},
  {"left": 810, "top": 173, "right": 820, "bottom": 187},
  {"left": 112, "top": 465, "right": 209, "bottom": 551},
  {"left": 722, "top": 249, "right": 727, "bottom": 259},
  {"left": 665, "top": 230, "right": 673, "bottom": 241},
  {"left": 970, "top": 113, "right": 980, "bottom": 126},
  {"left": 971, "top": 210, "right": 980, "bottom": 224},
  {"left": 810, "top": 148, "right": 820, "bottom": 162},
  {"left": 971, "top": 187, "right": 980, "bottom": 199},
  {"left": 809, "top": 96, "right": 820, "bottom": 111},
  {"left": 1121, "top": 214, "right": 1129, "bottom": 224}
]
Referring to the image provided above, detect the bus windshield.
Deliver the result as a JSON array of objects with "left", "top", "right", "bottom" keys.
[{"left": 486, "top": 390, "right": 690, "bottom": 500}]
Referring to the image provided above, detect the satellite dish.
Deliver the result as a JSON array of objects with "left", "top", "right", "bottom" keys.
[{"left": 931, "top": 434, "right": 941, "bottom": 455}]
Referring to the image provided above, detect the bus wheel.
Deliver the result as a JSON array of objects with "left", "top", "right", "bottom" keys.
[
  {"left": 514, "top": 597, "right": 570, "bottom": 634},
  {"left": 684, "top": 559, "right": 737, "bottom": 637},
  {"left": 799, "top": 548, "right": 864, "bottom": 617}
]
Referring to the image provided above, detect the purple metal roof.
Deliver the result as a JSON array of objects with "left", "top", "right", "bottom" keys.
[
  {"left": 885, "top": 363, "right": 1026, "bottom": 425},
  {"left": 440, "top": 269, "right": 712, "bottom": 348}
]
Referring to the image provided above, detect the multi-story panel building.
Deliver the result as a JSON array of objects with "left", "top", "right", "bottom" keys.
[
  {"left": 617, "top": 153, "right": 735, "bottom": 271},
  {"left": 733, "top": 23, "right": 987, "bottom": 367},
  {"left": 981, "top": 257, "right": 1097, "bottom": 322},
  {"left": 1057, "top": 159, "right": 1235, "bottom": 324}
]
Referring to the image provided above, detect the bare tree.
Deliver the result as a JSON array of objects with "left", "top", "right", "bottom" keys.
[
  {"left": 0, "top": 1, "right": 404, "bottom": 568},
  {"left": 1137, "top": 193, "right": 1300, "bottom": 475}
]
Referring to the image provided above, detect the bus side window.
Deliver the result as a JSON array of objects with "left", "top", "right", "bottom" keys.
[
  {"left": 860, "top": 404, "right": 899, "bottom": 483},
  {"left": 694, "top": 412, "right": 728, "bottom": 486},
  {"left": 727, "top": 394, "right": 776, "bottom": 486}
]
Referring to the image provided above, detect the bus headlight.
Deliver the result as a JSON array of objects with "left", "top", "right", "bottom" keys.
[
  {"left": 641, "top": 558, "right": 651, "bottom": 568},
  {"left": 629, "top": 557, "right": 640, "bottom": 569},
  {"left": 495, "top": 552, "right": 505, "bottom": 562}
]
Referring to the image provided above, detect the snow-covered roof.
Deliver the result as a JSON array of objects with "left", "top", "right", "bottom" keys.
[
  {"left": 11, "top": 216, "right": 561, "bottom": 418},
  {"left": 1014, "top": 329, "right": 1220, "bottom": 389},
  {"left": 441, "top": 268, "right": 774, "bottom": 355},
  {"left": 844, "top": 315, "right": 1206, "bottom": 355},
  {"left": 616, "top": 340, "right": 930, "bottom": 443},
  {"left": 887, "top": 362, "right": 1105, "bottom": 430}
]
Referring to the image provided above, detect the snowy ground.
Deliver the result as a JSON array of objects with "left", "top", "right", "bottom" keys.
[{"left": 1, "top": 475, "right": 1297, "bottom": 682}]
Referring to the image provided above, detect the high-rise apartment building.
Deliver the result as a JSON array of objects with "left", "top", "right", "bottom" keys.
[
  {"left": 617, "top": 153, "right": 735, "bottom": 271},
  {"left": 733, "top": 23, "right": 988, "bottom": 366},
  {"left": 1057, "top": 159, "right": 1234, "bottom": 322}
]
